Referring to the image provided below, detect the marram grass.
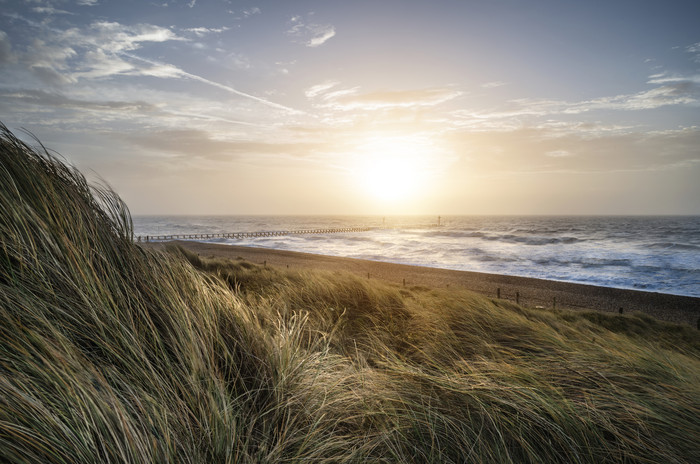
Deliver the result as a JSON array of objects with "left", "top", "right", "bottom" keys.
[{"left": 1, "top": 122, "right": 698, "bottom": 463}]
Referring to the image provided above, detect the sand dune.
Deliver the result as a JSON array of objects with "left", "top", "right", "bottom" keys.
[{"left": 151, "top": 240, "right": 700, "bottom": 327}]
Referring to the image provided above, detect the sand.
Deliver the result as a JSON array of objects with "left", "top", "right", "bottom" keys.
[{"left": 147, "top": 240, "right": 700, "bottom": 327}]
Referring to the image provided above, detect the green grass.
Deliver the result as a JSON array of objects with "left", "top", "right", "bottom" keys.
[{"left": 1, "top": 122, "right": 699, "bottom": 463}]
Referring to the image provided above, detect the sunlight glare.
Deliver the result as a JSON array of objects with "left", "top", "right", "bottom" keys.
[{"left": 354, "top": 135, "right": 436, "bottom": 203}]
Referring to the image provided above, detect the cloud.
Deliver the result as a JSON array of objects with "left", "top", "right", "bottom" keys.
[
  {"left": 0, "top": 20, "right": 187, "bottom": 85},
  {"left": 686, "top": 42, "right": 700, "bottom": 63},
  {"left": 72, "top": 21, "right": 184, "bottom": 54},
  {"left": 307, "top": 26, "right": 335, "bottom": 47},
  {"left": 183, "top": 27, "right": 229, "bottom": 37},
  {"left": 307, "top": 85, "right": 462, "bottom": 110},
  {"left": 454, "top": 81, "right": 699, "bottom": 129},
  {"left": 546, "top": 150, "right": 573, "bottom": 158},
  {"left": 287, "top": 15, "right": 335, "bottom": 47},
  {"left": 647, "top": 73, "right": 700, "bottom": 85},
  {"left": 446, "top": 126, "right": 700, "bottom": 175},
  {"left": 0, "top": 31, "right": 15, "bottom": 64},
  {"left": 77, "top": 0, "right": 99, "bottom": 5},
  {"left": 305, "top": 81, "right": 339, "bottom": 98},
  {"left": 227, "top": 7, "right": 262, "bottom": 19},
  {"left": 600, "top": 83, "right": 698, "bottom": 110},
  {"left": 242, "top": 7, "right": 261, "bottom": 17},
  {"left": 0, "top": 88, "right": 157, "bottom": 112},
  {"left": 481, "top": 81, "right": 506, "bottom": 89},
  {"left": 24, "top": 39, "right": 78, "bottom": 85},
  {"left": 1, "top": 17, "right": 301, "bottom": 114},
  {"left": 12, "top": 21, "right": 185, "bottom": 83},
  {"left": 32, "top": 7, "right": 74, "bottom": 15},
  {"left": 123, "top": 129, "right": 323, "bottom": 161}
]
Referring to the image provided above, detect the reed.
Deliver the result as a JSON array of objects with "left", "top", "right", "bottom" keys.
[{"left": 1, "top": 123, "right": 698, "bottom": 463}]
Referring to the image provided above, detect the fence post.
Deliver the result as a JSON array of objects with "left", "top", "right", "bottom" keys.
[
  {"left": 497, "top": 288, "right": 501, "bottom": 299},
  {"left": 516, "top": 292, "right": 520, "bottom": 305}
]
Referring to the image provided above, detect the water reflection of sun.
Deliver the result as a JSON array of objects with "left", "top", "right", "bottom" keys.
[{"left": 353, "top": 135, "right": 436, "bottom": 203}]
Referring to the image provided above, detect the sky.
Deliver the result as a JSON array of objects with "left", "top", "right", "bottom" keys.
[{"left": 1, "top": 0, "right": 699, "bottom": 215}]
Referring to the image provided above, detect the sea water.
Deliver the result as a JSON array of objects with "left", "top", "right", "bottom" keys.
[{"left": 133, "top": 215, "right": 700, "bottom": 298}]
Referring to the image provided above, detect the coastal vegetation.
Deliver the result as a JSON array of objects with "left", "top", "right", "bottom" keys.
[{"left": 1, "top": 123, "right": 699, "bottom": 463}]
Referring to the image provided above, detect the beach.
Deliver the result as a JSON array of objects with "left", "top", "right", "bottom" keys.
[{"left": 153, "top": 240, "right": 700, "bottom": 327}]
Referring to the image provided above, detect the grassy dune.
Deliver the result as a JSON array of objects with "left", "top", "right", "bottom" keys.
[{"left": 1, "top": 123, "right": 699, "bottom": 463}]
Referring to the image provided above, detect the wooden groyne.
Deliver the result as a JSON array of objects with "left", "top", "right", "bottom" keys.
[{"left": 136, "top": 227, "right": 373, "bottom": 243}]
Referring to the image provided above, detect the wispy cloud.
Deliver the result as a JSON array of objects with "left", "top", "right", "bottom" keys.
[
  {"left": 481, "top": 81, "right": 506, "bottom": 89},
  {"left": 242, "top": 7, "right": 261, "bottom": 18},
  {"left": 453, "top": 81, "right": 699, "bottom": 130},
  {"left": 648, "top": 72, "right": 700, "bottom": 85},
  {"left": 123, "top": 129, "right": 324, "bottom": 162},
  {"left": 307, "top": 26, "right": 335, "bottom": 47},
  {"left": 306, "top": 85, "right": 462, "bottom": 110},
  {"left": 227, "top": 7, "right": 261, "bottom": 19},
  {"left": 1, "top": 17, "right": 300, "bottom": 114},
  {"left": 32, "top": 7, "right": 74, "bottom": 16},
  {"left": 287, "top": 15, "right": 335, "bottom": 48},
  {"left": 183, "top": 26, "right": 229, "bottom": 37},
  {"left": 686, "top": 42, "right": 700, "bottom": 63},
  {"left": 0, "top": 88, "right": 156, "bottom": 112},
  {"left": 446, "top": 126, "right": 700, "bottom": 175},
  {"left": 305, "top": 81, "right": 339, "bottom": 98}
]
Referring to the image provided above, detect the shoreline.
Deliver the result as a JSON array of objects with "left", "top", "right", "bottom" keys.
[{"left": 149, "top": 240, "right": 700, "bottom": 327}]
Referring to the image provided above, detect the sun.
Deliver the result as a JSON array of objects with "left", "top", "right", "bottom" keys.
[
  {"left": 363, "top": 156, "right": 418, "bottom": 201},
  {"left": 353, "top": 135, "right": 435, "bottom": 203}
]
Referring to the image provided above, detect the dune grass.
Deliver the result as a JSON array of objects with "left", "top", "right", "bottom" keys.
[{"left": 1, "top": 122, "right": 699, "bottom": 463}]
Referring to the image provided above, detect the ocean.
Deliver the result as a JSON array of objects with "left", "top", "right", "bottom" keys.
[{"left": 133, "top": 215, "right": 700, "bottom": 298}]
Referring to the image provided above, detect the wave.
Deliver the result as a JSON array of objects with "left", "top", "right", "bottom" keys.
[
  {"left": 647, "top": 242, "right": 700, "bottom": 251},
  {"left": 483, "top": 234, "right": 583, "bottom": 246},
  {"left": 422, "top": 230, "right": 583, "bottom": 245}
]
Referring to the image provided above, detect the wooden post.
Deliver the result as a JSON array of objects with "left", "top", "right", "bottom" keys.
[
  {"left": 516, "top": 292, "right": 520, "bottom": 305},
  {"left": 497, "top": 288, "right": 501, "bottom": 299},
  {"left": 553, "top": 297, "right": 556, "bottom": 310},
  {"left": 403, "top": 278, "right": 406, "bottom": 287},
  {"left": 618, "top": 307, "right": 623, "bottom": 314},
  {"left": 367, "top": 272, "right": 370, "bottom": 279},
  {"left": 264, "top": 260, "right": 266, "bottom": 267}
]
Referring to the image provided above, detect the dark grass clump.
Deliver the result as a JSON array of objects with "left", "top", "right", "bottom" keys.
[{"left": 1, "top": 122, "right": 699, "bottom": 463}]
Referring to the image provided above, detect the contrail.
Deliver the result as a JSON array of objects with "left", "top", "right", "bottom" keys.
[
  {"left": 166, "top": 110, "right": 265, "bottom": 127},
  {"left": 121, "top": 52, "right": 304, "bottom": 115}
]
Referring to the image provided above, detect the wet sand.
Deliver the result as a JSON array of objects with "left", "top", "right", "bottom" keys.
[{"left": 148, "top": 240, "right": 700, "bottom": 327}]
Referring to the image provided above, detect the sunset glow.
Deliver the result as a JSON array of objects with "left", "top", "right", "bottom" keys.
[
  {"left": 354, "top": 136, "right": 435, "bottom": 203},
  {"left": 0, "top": 1, "right": 698, "bottom": 214}
]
